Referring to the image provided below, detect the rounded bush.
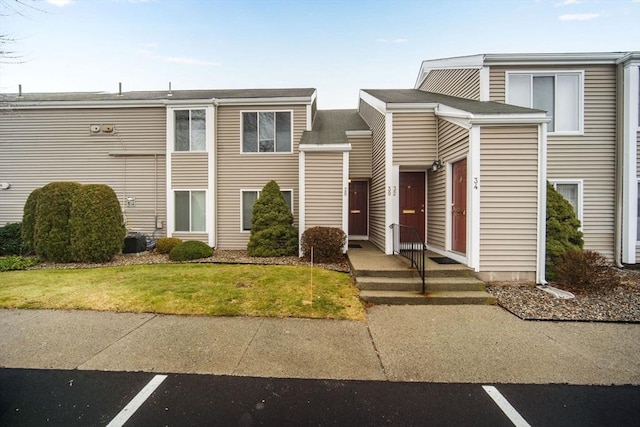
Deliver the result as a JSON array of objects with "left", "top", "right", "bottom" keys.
[
  {"left": 301, "top": 227, "right": 346, "bottom": 263},
  {"left": 35, "top": 182, "right": 82, "bottom": 262},
  {"left": 155, "top": 237, "right": 183, "bottom": 254},
  {"left": 556, "top": 249, "right": 620, "bottom": 294},
  {"left": 69, "top": 184, "right": 126, "bottom": 263},
  {"left": 546, "top": 182, "right": 584, "bottom": 281},
  {"left": 169, "top": 240, "right": 214, "bottom": 261},
  {"left": 0, "top": 222, "right": 22, "bottom": 256},
  {"left": 21, "top": 188, "right": 41, "bottom": 255},
  {"left": 247, "top": 181, "right": 298, "bottom": 257}
]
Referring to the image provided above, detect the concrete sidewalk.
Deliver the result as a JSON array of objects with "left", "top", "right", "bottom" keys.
[{"left": 1, "top": 306, "right": 638, "bottom": 385}]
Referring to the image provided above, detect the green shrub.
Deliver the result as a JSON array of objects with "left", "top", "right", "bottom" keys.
[
  {"left": 556, "top": 249, "right": 620, "bottom": 294},
  {"left": 301, "top": 227, "right": 346, "bottom": 263},
  {"left": 169, "top": 240, "right": 214, "bottom": 261},
  {"left": 69, "top": 184, "right": 126, "bottom": 263},
  {"left": 0, "top": 222, "right": 22, "bottom": 256},
  {"left": 156, "top": 237, "right": 183, "bottom": 254},
  {"left": 546, "top": 182, "right": 584, "bottom": 281},
  {"left": 35, "top": 182, "right": 82, "bottom": 262},
  {"left": 247, "top": 181, "right": 298, "bottom": 257},
  {"left": 0, "top": 255, "right": 39, "bottom": 272},
  {"left": 21, "top": 188, "right": 41, "bottom": 255}
]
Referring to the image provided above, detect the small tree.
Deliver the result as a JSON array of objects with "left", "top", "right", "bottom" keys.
[
  {"left": 546, "top": 181, "right": 584, "bottom": 281},
  {"left": 0, "top": 222, "right": 22, "bottom": 256},
  {"left": 21, "top": 187, "right": 41, "bottom": 255},
  {"left": 34, "top": 182, "right": 82, "bottom": 262},
  {"left": 247, "top": 181, "right": 298, "bottom": 256},
  {"left": 69, "top": 184, "right": 126, "bottom": 262}
]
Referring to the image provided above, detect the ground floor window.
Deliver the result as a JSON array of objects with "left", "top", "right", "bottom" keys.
[
  {"left": 551, "top": 180, "right": 583, "bottom": 223},
  {"left": 175, "top": 190, "right": 206, "bottom": 232},
  {"left": 241, "top": 189, "right": 292, "bottom": 231}
]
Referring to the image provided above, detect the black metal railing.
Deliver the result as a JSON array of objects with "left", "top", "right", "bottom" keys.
[{"left": 390, "top": 224, "right": 426, "bottom": 293}]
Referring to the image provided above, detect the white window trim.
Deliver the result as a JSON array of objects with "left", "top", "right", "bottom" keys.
[
  {"left": 169, "top": 107, "right": 209, "bottom": 153},
  {"left": 550, "top": 179, "right": 584, "bottom": 225},
  {"left": 505, "top": 70, "right": 584, "bottom": 135},
  {"left": 240, "top": 188, "right": 294, "bottom": 232},
  {"left": 173, "top": 189, "right": 208, "bottom": 233},
  {"left": 239, "top": 110, "right": 294, "bottom": 154}
]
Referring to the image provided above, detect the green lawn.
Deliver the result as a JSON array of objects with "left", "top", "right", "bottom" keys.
[{"left": 0, "top": 264, "right": 364, "bottom": 320}]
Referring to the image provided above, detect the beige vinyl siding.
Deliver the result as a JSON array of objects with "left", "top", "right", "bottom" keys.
[
  {"left": 427, "top": 119, "right": 469, "bottom": 250},
  {"left": 0, "top": 107, "right": 167, "bottom": 236},
  {"left": 304, "top": 152, "right": 343, "bottom": 229},
  {"left": 490, "top": 64, "right": 617, "bottom": 259},
  {"left": 392, "top": 113, "right": 436, "bottom": 166},
  {"left": 479, "top": 126, "right": 539, "bottom": 273},
  {"left": 172, "top": 232, "right": 209, "bottom": 242},
  {"left": 348, "top": 134, "right": 372, "bottom": 178},
  {"left": 358, "top": 98, "right": 386, "bottom": 249},
  {"left": 216, "top": 104, "right": 305, "bottom": 249},
  {"left": 419, "top": 68, "right": 481, "bottom": 100},
  {"left": 171, "top": 153, "right": 208, "bottom": 188}
]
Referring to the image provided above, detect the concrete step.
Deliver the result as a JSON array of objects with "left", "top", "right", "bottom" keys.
[
  {"left": 355, "top": 276, "right": 423, "bottom": 291},
  {"left": 351, "top": 268, "right": 418, "bottom": 279},
  {"left": 359, "top": 290, "right": 496, "bottom": 306},
  {"left": 426, "top": 268, "right": 477, "bottom": 278},
  {"left": 424, "top": 277, "right": 487, "bottom": 292}
]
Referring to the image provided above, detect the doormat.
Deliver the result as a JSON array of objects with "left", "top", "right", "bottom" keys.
[
  {"left": 430, "top": 257, "right": 459, "bottom": 265},
  {"left": 348, "top": 243, "right": 362, "bottom": 248}
]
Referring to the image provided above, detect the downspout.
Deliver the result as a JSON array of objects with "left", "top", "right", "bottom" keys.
[{"left": 614, "top": 63, "right": 624, "bottom": 268}]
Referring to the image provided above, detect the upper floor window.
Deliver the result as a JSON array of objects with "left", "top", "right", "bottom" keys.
[
  {"left": 242, "top": 111, "right": 292, "bottom": 153},
  {"left": 175, "top": 109, "right": 206, "bottom": 151},
  {"left": 507, "top": 72, "right": 582, "bottom": 133}
]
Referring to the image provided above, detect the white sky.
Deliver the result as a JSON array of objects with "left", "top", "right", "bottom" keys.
[{"left": 1, "top": 0, "right": 639, "bottom": 109}]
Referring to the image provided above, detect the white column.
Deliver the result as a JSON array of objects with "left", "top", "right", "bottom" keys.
[
  {"left": 622, "top": 65, "right": 639, "bottom": 264},
  {"left": 536, "top": 123, "right": 548, "bottom": 283},
  {"left": 468, "top": 126, "right": 481, "bottom": 272}
]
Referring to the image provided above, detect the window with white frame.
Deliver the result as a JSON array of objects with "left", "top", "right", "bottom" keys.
[
  {"left": 242, "top": 112, "right": 292, "bottom": 153},
  {"left": 241, "top": 189, "right": 292, "bottom": 231},
  {"left": 175, "top": 109, "right": 206, "bottom": 151},
  {"left": 507, "top": 72, "right": 582, "bottom": 133},
  {"left": 551, "top": 180, "right": 583, "bottom": 224},
  {"left": 175, "top": 190, "right": 206, "bottom": 232}
]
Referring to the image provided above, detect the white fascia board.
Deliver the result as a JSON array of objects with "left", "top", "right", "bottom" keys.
[
  {"left": 359, "top": 90, "right": 387, "bottom": 114},
  {"left": 469, "top": 113, "right": 550, "bottom": 126},
  {"left": 345, "top": 130, "right": 372, "bottom": 137},
  {"left": 1, "top": 99, "right": 170, "bottom": 109},
  {"left": 484, "top": 52, "right": 623, "bottom": 66},
  {"left": 435, "top": 104, "right": 473, "bottom": 119},
  {"left": 215, "top": 96, "right": 315, "bottom": 106},
  {"left": 385, "top": 103, "right": 438, "bottom": 112},
  {"left": 415, "top": 54, "right": 485, "bottom": 88},
  {"left": 299, "top": 143, "right": 351, "bottom": 153},
  {"left": 616, "top": 52, "right": 640, "bottom": 65}
]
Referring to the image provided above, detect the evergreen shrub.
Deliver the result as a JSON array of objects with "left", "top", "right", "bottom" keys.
[
  {"left": 0, "top": 222, "right": 23, "bottom": 256},
  {"left": 169, "top": 240, "right": 214, "bottom": 261},
  {"left": 247, "top": 181, "right": 298, "bottom": 256},
  {"left": 21, "top": 188, "right": 41, "bottom": 255},
  {"left": 156, "top": 237, "right": 183, "bottom": 254},
  {"left": 69, "top": 184, "right": 126, "bottom": 262},
  {"left": 546, "top": 182, "right": 584, "bottom": 281},
  {"left": 300, "top": 227, "right": 346, "bottom": 263},
  {"left": 556, "top": 249, "right": 620, "bottom": 294}
]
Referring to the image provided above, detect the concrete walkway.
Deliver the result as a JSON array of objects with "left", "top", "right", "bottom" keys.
[{"left": 1, "top": 306, "right": 638, "bottom": 385}]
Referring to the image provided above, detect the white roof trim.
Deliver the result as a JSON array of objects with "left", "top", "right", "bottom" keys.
[
  {"left": 299, "top": 143, "right": 351, "bottom": 152},
  {"left": 385, "top": 103, "right": 438, "bottom": 112},
  {"left": 484, "top": 52, "right": 625, "bottom": 65},
  {"left": 469, "top": 114, "right": 550, "bottom": 125},
  {"left": 345, "top": 130, "right": 372, "bottom": 137},
  {"left": 359, "top": 90, "right": 387, "bottom": 114}
]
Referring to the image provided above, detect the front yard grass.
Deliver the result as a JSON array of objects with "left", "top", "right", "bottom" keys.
[{"left": 0, "top": 263, "right": 364, "bottom": 320}]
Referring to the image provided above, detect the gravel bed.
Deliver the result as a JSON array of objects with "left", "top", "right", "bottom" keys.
[
  {"left": 29, "top": 250, "right": 351, "bottom": 273},
  {"left": 487, "top": 269, "right": 640, "bottom": 322}
]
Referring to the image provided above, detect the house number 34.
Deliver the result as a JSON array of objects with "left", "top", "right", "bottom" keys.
[{"left": 473, "top": 177, "right": 479, "bottom": 190}]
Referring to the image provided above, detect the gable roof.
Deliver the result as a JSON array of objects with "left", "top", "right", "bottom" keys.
[
  {"left": 362, "top": 89, "right": 543, "bottom": 115},
  {"left": 301, "top": 110, "right": 370, "bottom": 145}
]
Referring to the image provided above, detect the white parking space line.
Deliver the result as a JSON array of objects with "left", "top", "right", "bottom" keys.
[
  {"left": 107, "top": 374, "right": 167, "bottom": 427},
  {"left": 483, "top": 385, "right": 531, "bottom": 427}
]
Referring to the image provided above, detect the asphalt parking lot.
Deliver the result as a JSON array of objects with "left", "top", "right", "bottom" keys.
[{"left": 1, "top": 368, "right": 638, "bottom": 426}]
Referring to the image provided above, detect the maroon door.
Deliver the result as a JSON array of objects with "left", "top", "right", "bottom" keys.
[
  {"left": 399, "top": 172, "right": 425, "bottom": 241},
  {"left": 349, "top": 181, "right": 368, "bottom": 236},
  {"left": 452, "top": 158, "right": 467, "bottom": 254}
]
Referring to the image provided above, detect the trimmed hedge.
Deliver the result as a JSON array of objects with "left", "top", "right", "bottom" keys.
[
  {"left": 546, "top": 181, "right": 584, "bottom": 281},
  {"left": 69, "top": 184, "right": 126, "bottom": 263},
  {"left": 0, "top": 222, "right": 22, "bottom": 256},
  {"left": 301, "top": 227, "right": 346, "bottom": 263},
  {"left": 247, "top": 181, "right": 298, "bottom": 257},
  {"left": 169, "top": 240, "right": 214, "bottom": 261},
  {"left": 156, "top": 237, "right": 183, "bottom": 254},
  {"left": 34, "top": 182, "right": 82, "bottom": 262},
  {"left": 21, "top": 188, "right": 41, "bottom": 255}
]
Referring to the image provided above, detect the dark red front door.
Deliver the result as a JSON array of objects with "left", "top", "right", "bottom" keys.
[
  {"left": 452, "top": 158, "right": 467, "bottom": 254},
  {"left": 349, "top": 181, "right": 368, "bottom": 236},
  {"left": 399, "top": 172, "right": 425, "bottom": 241}
]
